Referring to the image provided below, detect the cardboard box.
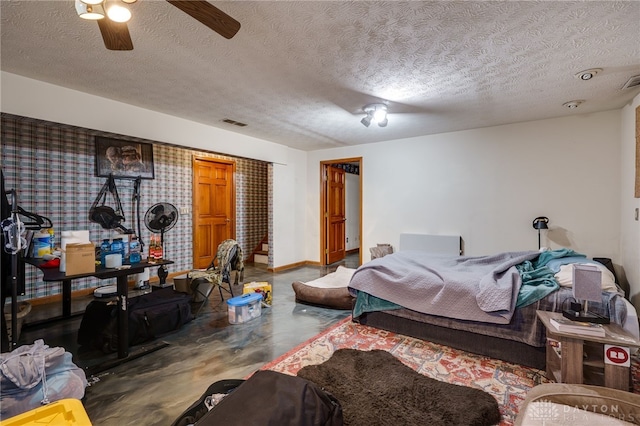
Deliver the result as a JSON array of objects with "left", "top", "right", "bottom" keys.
[
  {"left": 243, "top": 282, "right": 272, "bottom": 306},
  {"left": 65, "top": 242, "right": 95, "bottom": 276}
]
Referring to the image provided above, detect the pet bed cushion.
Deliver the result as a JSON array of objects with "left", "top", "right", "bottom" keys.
[{"left": 292, "top": 266, "right": 355, "bottom": 310}]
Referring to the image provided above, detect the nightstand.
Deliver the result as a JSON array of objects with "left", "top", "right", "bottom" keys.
[{"left": 537, "top": 310, "right": 640, "bottom": 391}]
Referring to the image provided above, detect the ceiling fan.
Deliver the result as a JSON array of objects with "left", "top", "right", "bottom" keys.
[{"left": 76, "top": 0, "right": 241, "bottom": 51}]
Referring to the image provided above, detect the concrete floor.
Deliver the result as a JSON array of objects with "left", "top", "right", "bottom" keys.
[{"left": 18, "top": 253, "right": 359, "bottom": 425}]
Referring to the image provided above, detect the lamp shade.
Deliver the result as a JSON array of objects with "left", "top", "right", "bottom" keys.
[
  {"left": 532, "top": 217, "right": 549, "bottom": 230},
  {"left": 76, "top": 0, "right": 105, "bottom": 19}
]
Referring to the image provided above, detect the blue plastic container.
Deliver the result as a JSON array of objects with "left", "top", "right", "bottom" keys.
[{"left": 227, "top": 293, "right": 263, "bottom": 324}]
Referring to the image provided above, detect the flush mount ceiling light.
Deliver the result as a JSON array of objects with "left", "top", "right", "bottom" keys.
[
  {"left": 574, "top": 68, "right": 602, "bottom": 81},
  {"left": 361, "top": 103, "right": 388, "bottom": 128},
  {"left": 563, "top": 100, "right": 584, "bottom": 109}
]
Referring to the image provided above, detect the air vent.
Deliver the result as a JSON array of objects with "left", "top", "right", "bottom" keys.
[
  {"left": 621, "top": 75, "right": 640, "bottom": 90},
  {"left": 222, "top": 118, "right": 248, "bottom": 127}
]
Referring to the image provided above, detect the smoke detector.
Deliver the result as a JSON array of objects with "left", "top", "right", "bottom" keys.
[
  {"left": 574, "top": 68, "right": 602, "bottom": 81},
  {"left": 563, "top": 100, "right": 584, "bottom": 109}
]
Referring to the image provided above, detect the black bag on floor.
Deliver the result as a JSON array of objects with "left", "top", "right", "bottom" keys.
[
  {"left": 78, "top": 287, "right": 193, "bottom": 353},
  {"left": 188, "top": 370, "right": 343, "bottom": 426},
  {"left": 171, "top": 379, "right": 245, "bottom": 426}
]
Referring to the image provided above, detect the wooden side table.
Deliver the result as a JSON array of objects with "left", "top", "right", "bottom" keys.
[{"left": 537, "top": 310, "right": 640, "bottom": 391}]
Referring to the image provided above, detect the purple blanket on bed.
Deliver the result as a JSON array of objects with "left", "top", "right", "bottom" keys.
[{"left": 348, "top": 250, "right": 540, "bottom": 324}]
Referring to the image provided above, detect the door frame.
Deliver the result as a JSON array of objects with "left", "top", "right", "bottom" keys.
[
  {"left": 320, "top": 157, "right": 362, "bottom": 266},
  {"left": 192, "top": 156, "right": 237, "bottom": 269}
]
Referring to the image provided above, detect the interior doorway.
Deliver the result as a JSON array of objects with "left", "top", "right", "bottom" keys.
[
  {"left": 192, "top": 156, "right": 236, "bottom": 269},
  {"left": 320, "top": 158, "right": 362, "bottom": 266}
]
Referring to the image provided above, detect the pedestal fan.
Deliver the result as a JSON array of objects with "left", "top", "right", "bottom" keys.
[{"left": 144, "top": 202, "right": 179, "bottom": 285}]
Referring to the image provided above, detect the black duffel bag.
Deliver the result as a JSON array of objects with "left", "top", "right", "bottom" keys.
[
  {"left": 173, "top": 370, "right": 343, "bottom": 426},
  {"left": 78, "top": 287, "right": 193, "bottom": 353}
]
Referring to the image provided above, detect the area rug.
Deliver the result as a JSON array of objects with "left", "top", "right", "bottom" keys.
[
  {"left": 297, "top": 348, "right": 501, "bottom": 426},
  {"left": 261, "top": 316, "right": 640, "bottom": 425}
]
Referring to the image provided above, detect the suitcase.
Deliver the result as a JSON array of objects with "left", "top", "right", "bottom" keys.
[{"left": 77, "top": 287, "right": 193, "bottom": 353}]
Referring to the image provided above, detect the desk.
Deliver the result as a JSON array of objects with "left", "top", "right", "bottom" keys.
[{"left": 24, "top": 258, "right": 173, "bottom": 359}]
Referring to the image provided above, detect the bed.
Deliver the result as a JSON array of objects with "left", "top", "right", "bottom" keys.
[{"left": 348, "top": 246, "right": 636, "bottom": 370}]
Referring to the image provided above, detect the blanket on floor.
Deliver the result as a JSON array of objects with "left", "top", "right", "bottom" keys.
[{"left": 297, "top": 348, "right": 501, "bottom": 426}]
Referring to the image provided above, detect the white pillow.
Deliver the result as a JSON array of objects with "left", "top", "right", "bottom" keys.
[{"left": 554, "top": 263, "right": 618, "bottom": 293}]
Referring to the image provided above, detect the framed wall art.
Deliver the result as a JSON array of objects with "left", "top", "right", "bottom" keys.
[{"left": 95, "top": 136, "right": 155, "bottom": 179}]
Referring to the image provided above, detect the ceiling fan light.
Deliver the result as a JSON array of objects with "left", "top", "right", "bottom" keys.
[
  {"left": 121, "top": 0, "right": 137, "bottom": 3},
  {"left": 76, "top": 0, "right": 105, "bottom": 20},
  {"left": 80, "top": 0, "right": 105, "bottom": 5},
  {"left": 105, "top": 0, "right": 131, "bottom": 23},
  {"left": 378, "top": 118, "right": 388, "bottom": 127}
]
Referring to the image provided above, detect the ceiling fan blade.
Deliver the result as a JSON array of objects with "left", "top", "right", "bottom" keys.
[
  {"left": 166, "top": 0, "right": 240, "bottom": 39},
  {"left": 97, "top": 19, "right": 133, "bottom": 51}
]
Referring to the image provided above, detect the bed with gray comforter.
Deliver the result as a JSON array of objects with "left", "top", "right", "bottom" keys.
[{"left": 348, "top": 250, "right": 628, "bottom": 369}]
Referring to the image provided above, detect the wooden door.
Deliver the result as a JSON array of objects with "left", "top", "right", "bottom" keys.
[
  {"left": 192, "top": 157, "right": 235, "bottom": 269},
  {"left": 325, "top": 165, "right": 346, "bottom": 264}
]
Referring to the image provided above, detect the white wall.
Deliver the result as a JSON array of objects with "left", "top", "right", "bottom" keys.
[
  {"left": 307, "top": 111, "right": 622, "bottom": 265},
  {"left": 620, "top": 93, "right": 640, "bottom": 311},
  {"left": 345, "top": 173, "right": 361, "bottom": 251},
  {"left": 272, "top": 149, "right": 307, "bottom": 267},
  {"left": 1, "top": 72, "right": 289, "bottom": 165}
]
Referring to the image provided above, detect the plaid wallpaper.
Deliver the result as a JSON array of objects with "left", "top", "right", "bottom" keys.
[{"left": 1, "top": 113, "right": 268, "bottom": 300}]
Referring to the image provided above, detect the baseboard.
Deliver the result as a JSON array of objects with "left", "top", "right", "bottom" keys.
[
  {"left": 270, "top": 254, "right": 359, "bottom": 272},
  {"left": 28, "top": 288, "right": 96, "bottom": 306},
  {"left": 270, "top": 260, "right": 320, "bottom": 273}
]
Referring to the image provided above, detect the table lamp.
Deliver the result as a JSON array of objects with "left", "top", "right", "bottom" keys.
[
  {"left": 562, "top": 264, "right": 610, "bottom": 324},
  {"left": 532, "top": 216, "right": 549, "bottom": 249}
]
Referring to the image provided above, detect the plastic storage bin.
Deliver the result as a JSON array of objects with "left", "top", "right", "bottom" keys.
[
  {"left": 0, "top": 398, "right": 92, "bottom": 425},
  {"left": 227, "top": 293, "right": 263, "bottom": 324}
]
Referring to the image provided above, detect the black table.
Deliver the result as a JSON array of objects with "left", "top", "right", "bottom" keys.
[{"left": 24, "top": 258, "right": 173, "bottom": 359}]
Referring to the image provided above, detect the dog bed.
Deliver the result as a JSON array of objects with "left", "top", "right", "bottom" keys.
[{"left": 292, "top": 266, "right": 355, "bottom": 310}]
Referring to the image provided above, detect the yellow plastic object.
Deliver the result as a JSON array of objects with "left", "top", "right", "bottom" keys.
[
  {"left": 0, "top": 399, "right": 91, "bottom": 425},
  {"left": 242, "top": 281, "right": 272, "bottom": 306}
]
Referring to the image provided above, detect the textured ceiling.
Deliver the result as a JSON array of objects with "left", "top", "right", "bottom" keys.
[{"left": 1, "top": 1, "right": 639, "bottom": 151}]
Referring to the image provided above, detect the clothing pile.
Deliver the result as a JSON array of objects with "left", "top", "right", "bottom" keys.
[
  {"left": 0, "top": 339, "right": 88, "bottom": 419},
  {"left": 189, "top": 239, "right": 244, "bottom": 287}
]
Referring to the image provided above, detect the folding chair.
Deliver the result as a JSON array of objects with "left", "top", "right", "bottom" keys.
[{"left": 189, "top": 239, "right": 244, "bottom": 316}]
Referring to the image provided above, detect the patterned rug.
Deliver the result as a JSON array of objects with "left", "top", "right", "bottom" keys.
[{"left": 262, "top": 316, "right": 640, "bottom": 426}]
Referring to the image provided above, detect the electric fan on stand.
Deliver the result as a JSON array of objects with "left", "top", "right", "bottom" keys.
[{"left": 144, "top": 203, "right": 179, "bottom": 286}]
